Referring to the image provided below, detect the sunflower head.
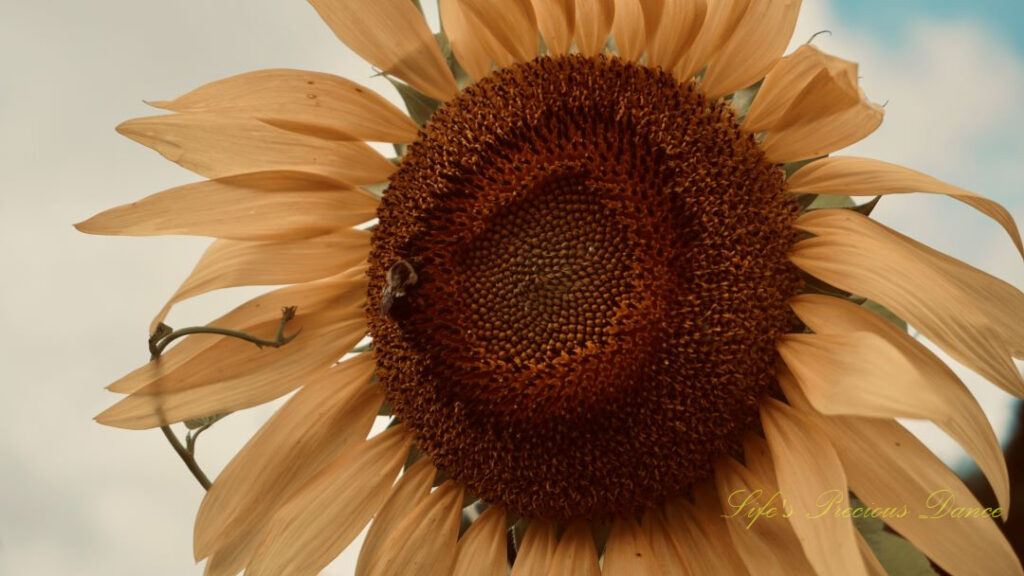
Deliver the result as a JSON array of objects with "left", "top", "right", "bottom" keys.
[{"left": 79, "top": 1, "right": 1024, "bottom": 575}]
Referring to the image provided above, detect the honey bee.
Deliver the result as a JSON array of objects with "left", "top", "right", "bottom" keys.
[{"left": 380, "top": 259, "right": 418, "bottom": 317}]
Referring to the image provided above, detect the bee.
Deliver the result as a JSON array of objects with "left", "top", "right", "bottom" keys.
[{"left": 380, "top": 259, "right": 419, "bottom": 317}]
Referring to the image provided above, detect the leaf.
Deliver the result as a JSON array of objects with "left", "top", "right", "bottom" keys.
[
  {"left": 852, "top": 497, "right": 937, "bottom": 576},
  {"left": 387, "top": 77, "right": 441, "bottom": 126}
]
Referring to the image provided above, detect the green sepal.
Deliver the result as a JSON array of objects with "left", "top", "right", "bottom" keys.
[
  {"left": 183, "top": 412, "right": 228, "bottom": 430},
  {"left": 805, "top": 194, "right": 882, "bottom": 217},
  {"left": 433, "top": 30, "right": 473, "bottom": 89},
  {"left": 730, "top": 79, "right": 762, "bottom": 120},
  {"left": 362, "top": 182, "right": 389, "bottom": 199},
  {"left": 387, "top": 77, "right": 441, "bottom": 126},
  {"left": 807, "top": 194, "right": 855, "bottom": 210},
  {"left": 862, "top": 299, "right": 908, "bottom": 332},
  {"left": 853, "top": 497, "right": 937, "bottom": 575},
  {"left": 782, "top": 155, "right": 825, "bottom": 179}
]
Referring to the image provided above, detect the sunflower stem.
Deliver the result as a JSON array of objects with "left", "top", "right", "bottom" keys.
[
  {"left": 148, "top": 306, "right": 300, "bottom": 359},
  {"left": 149, "top": 306, "right": 300, "bottom": 491},
  {"left": 160, "top": 425, "right": 212, "bottom": 491}
]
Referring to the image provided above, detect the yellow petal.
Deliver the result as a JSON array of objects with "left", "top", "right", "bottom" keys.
[
  {"left": 603, "top": 518, "right": 662, "bottom": 576},
  {"left": 760, "top": 69, "right": 884, "bottom": 163},
  {"left": 780, "top": 375, "right": 1023, "bottom": 576},
  {"left": 761, "top": 398, "right": 867, "bottom": 576},
  {"left": 714, "top": 456, "right": 815, "bottom": 575},
  {"left": 701, "top": 0, "right": 802, "bottom": 99},
  {"left": 787, "top": 293, "right": 1010, "bottom": 512},
  {"left": 117, "top": 113, "right": 395, "bottom": 185},
  {"left": 574, "top": 0, "right": 614, "bottom": 56},
  {"left": 440, "top": 0, "right": 499, "bottom": 79},
  {"left": 96, "top": 308, "right": 366, "bottom": 429},
  {"left": 245, "top": 425, "right": 412, "bottom": 576},
  {"left": 639, "top": 0, "right": 707, "bottom": 71},
  {"left": 458, "top": 0, "right": 539, "bottom": 64},
  {"left": 356, "top": 459, "right": 438, "bottom": 576},
  {"left": 452, "top": 505, "right": 508, "bottom": 576},
  {"left": 792, "top": 209, "right": 1024, "bottom": 396},
  {"left": 532, "top": 0, "right": 575, "bottom": 55},
  {"left": 194, "top": 354, "right": 380, "bottom": 560},
  {"left": 673, "top": 0, "right": 749, "bottom": 82},
  {"left": 662, "top": 488, "right": 748, "bottom": 574},
  {"left": 367, "top": 482, "right": 466, "bottom": 576},
  {"left": 641, "top": 509, "right": 690, "bottom": 576},
  {"left": 203, "top": 538, "right": 251, "bottom": 576},
  {"left": 787, "top": 156, "right": 1024, "bottom": 257},
  {"left": 546, "top": 522, "right": 600, "bottom": 576},
  {"left": 107, "top": 269, "right": 364, "bottom": 394},
  {"left": 76, "top": 171, "right": 377, "bottom": 241},
  {"left": 611, "top": 0, "right": 645, "bottom": 61},
  {"left": 308, "top": 0, "right": 457, "bottom": 101},
  {"left": 146, "top": 69, "right": 418, "bottom": 143},
  {"left": 510, "top": 519, "right": 557, "bottom": 576},
  {"left": 743, "top": 44, "right": 857, "bottom": 132},
  {"left": 152, "top": 229, "right": 369, "bottom": 330}
]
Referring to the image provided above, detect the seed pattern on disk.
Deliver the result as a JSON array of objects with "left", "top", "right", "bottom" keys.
[{"left": 367, "top": 55, "right": 802, "bottom": 521}]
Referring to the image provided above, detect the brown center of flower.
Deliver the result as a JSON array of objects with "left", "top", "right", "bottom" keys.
[{"left": 367, "top": 55, "right": 801, "bottom": 521}]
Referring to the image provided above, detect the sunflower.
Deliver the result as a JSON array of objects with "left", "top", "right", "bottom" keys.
[{"left": 78, "top": 0, "right": 1024, "bottom": 574}]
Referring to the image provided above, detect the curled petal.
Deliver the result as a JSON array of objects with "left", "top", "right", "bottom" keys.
[
  {"left": 787, "top": 156, "right": 1023, "bottom": 257},
  {"left": 760, "top": 66, "right": 883, "bottom": 163},
  {"left": 743, "top": 45, "right": 856, "bottom": 132}
]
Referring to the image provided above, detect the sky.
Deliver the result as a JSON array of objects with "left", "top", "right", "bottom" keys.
[{"left": 0, "top": 1, "right": 1021, "bottom": 574}]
